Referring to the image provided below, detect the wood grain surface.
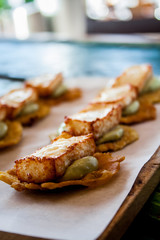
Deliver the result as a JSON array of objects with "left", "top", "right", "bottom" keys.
[{"left": 97, "top": 146, "right": 160, "bottom": 240}]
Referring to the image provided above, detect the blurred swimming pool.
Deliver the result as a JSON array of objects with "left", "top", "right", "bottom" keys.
[{"left": 0, "top": 40, "right": 160, "bottom": 94}]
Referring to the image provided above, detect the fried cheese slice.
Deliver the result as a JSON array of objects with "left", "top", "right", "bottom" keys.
[
  {"left": 120, "top": 98, "right": 156, "bottom": 124},
  {"left": 113, "top": 64, "right": 152, "bottom": 93},
  {"left": 25, "top": 73, "right": 63, "bottom": 97},
  {"left": 0, "top": 88, "right": 38, "bottom": 119},
  {"left": 0, "top": 152, "right": 125, "bottom": 191},
  {"left": 64, "top": 104, "right": 122, "bottom": 140},
  {"left": 15, "top": 133, "right": 95, "bottom": 184},
  {"left": 0, "top": 120, "right": 23, "bottom": 149},
  {"left": 25, "top": 73, "right": 82, "bottom": 104},
  {"left": 91, "top": 84, "right": 138, "bottom": 108},
  {"left": 96, "top": 125, "right": 139, "bottom": 152},
  {"left": 0, "top": 88, "right": 50, "bottom": 125}
]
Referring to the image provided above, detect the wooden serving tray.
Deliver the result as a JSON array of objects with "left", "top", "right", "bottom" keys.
[
  {"left": 98, "top": 146, "right": 160, "bottom": 240},
  {"left": 0, "top": 147, "right": 160, "bottom": 240}
]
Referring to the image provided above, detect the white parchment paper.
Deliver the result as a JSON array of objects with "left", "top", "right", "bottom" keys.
[{"left": 0, "top": 77, "right": 160, "bottom": 240}]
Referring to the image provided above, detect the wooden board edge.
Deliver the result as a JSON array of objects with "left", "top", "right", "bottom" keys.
[
  {"left": 0, "top": 231, "right": 49, "bottom": 240},
  {"left": 97, "top": 146, "right": 160, "bottom": 240}
]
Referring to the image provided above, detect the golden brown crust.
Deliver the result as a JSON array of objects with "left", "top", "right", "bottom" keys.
[
  {"left": 16, "top": 157, "right": 56, "bottom": 183},
  {"left": 91, "top": 84, "right": 138, "bottom": 108},
  {"left": 139, "top": 89, "right": 160, "bottom": 104},
  {"left": 65, "top": 104, "right": 122, "bottom": 139},
  {"left": 39, "top": 88, "right": 82, "bottom": 106},
  {"left": 113, "top": 64, "right": 152, "bottom": 93},
  {"left": 25, "top": 73, "right": 63, "bottom": 97},
  {"left": 0, "top": 88, "right": 38, "bottom": 119},
  {"left": 15, "top": 101, "right": 50, "bottom": 126},
  {"left": 0, "top": 120, "right": 23, "bottom": 149},
  {"left": 15, "top": 133, "right": 96, "bottom": 183},
  {"left": 120, "top": 99, "right": 156, "bottom": 124},
  {"left": 0, "top": 153, "right": 125, "bottom": 191},
  {"left": 96, "top": 125, "right": 139, "bottom": 152},
  {"left": 49, "top": 131, "right": 74, "bottom": 143}
]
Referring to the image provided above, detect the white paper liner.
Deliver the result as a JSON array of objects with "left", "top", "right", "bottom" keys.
[{"left": 0, "top": 77, "right": 159, "bottom": 240}]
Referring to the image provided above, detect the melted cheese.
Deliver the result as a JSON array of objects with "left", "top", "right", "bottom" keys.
[
  {"left": 27, "top": 73, "right": 62, "bottom": 89},
  {"left": 114, "top": 64, "right": 152, "bottom": 91},
  {"left": 31, "top": 135, "right": 89, "bottom": 158},
  {"left": 0, "top": 88, "right": 37, "bottom": 108},
  {"left": 94, "top": 85, "right": 135, "bottom": 103},
  {"left": 121, "top": 65, "right": 150, "bottom": 83},
  {"left": 27, "top": 74, "right": 55, "bottom": 87},
  {"left": 70, "top": 107, "right": 113, "bottom": 122}
]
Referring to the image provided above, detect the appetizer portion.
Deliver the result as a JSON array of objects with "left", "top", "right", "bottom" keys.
[
  {"left": 25, "top": 73, "right": 82, "bottom": 105},
  {"left": 0, "top": 87, "right": 38, "bottom": 119},
  {"left": 91, "top": 84, "right": 138, "bottom": 109},
  {"left": 113, "top": 64, "right": 152, "bottom": 93},
  {"left": 16, "top": 133, "right": 95, "bottom": 183},
  {"left": 0, "top": 88, "right": 50, "bottom": 125},
  {"left": 91, "top": 83, "right": 143, "bottom": 121},
  {"left": 111, "top": 64, "right": 158, "bottom": 123},
  {"left": 0, "top": 132, "right": 125, "bottom": 191},
  {"left": 56, "top": 103, "right": 138, "bottom": 152},
  {"left": 113, "top": 64, "right": 160, "bottom": 103},
  {"left": 26, "top": 73, "right": 63, "bottom": 97},
  {"left": 0, "top": 104, "right": 22, "bottom": 149},
  {"left": 64, "top": 104, "right": 122, "bottom": 140},
  {"left": 51, "top": 123, "right": 138, "bottom": 152}
]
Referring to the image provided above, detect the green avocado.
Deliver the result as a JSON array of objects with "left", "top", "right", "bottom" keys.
[
  {"left": 0, "top": 121, "right": 8, "bottom": 139},
  {"left": 122, "top": 100, "right": 140, "bottom": 116},
  {"left": 52, "top": 84, "right": 67, "bottom": 98},
  {"left": 19, "top": 103, "right": 39, "bottom": 116},
  {"left": 141, "top": 76, "right": 160, "bottom": 94},
  {"left": 96, "top": 125, "right": 124, "bottom": 145},
  {"left": 60, "top": 156, "right": 98, "bottom": 181}
]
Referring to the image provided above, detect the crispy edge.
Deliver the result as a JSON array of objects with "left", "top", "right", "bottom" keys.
[
  {"left": 0, "top": 120, "right": 23, "bottom": 149},
  {"left": 25, "top": 73, "right": 63, "bottom": 97},
  {"left": 15, "top": 157, "right": 56, "bottom": 184},
  {"left": 15, "top": 101, "right": 50, "bottom": 126},
  {"left": 49, "top": 131, "right": 72, "bottom": 143},
  {"left": 15, "top": 133, "right": 96, "bottom": 183},
  {"left": 91, "top": 84, "right": 138, "bottom": 108},
  {"left": 65, "top": 104, "right": 122, "bottom": 139},
  {"left": 0, "top": 152, "right": 125, "bottom": 191},
  {"left": 139, "top": 89, "right": 160, "bottom": 104},
  {"left": 39, "top": 88, "right": 82, "bottom": 106},
  {"left": 0, "top": 88, "right": 38, "bottom": 119},
  {"left": 113, "top": 64, "right": 152, "bottom": 92},
  {"left": 120, "top": 98, "right": 156, "bottom": 124},
  {"left": 96, "top": 125, "right": 139, "bottom": 152}
]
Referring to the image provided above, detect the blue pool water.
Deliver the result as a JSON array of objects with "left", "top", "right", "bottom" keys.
[
  {"left": 0, "top": 40, "right": 160, "bottom": 94},
  {"left": 0, "top": 40, "right": 160, "bottom": 78}
]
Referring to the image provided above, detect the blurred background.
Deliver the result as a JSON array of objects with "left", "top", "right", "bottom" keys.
[
  {"left": 0, "top": 0, "right": 160, "bottom": 40},
  {"left": 0, "top": 0, "right": 160, "bottom": 94},
  {"left": 0, "top": 2, "right": 160, "bottom": 239}
]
